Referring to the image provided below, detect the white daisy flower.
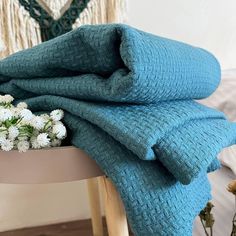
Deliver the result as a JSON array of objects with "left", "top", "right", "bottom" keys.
[
  {"left": 32, "top": 129, "right": 39, "bottom": 137},
  {"left": 31, "top": 137, "right": 40, "bottom": 149},
  {"left": 4, "top": 95, "right": 14, "bottom": 103},
  {"left": 0, "top": 133, "right": 6, "bottom": 143},
  {"left": 17, "top": 136, "right": 28, "bottom": 141},
  {"left": 0, "top": 109, "right": 13, "bottom": 121},
  {"left": 52, "top": 123, "right": 67, "bottom": 139},
  {"left": 0, "top": 95, "right": 14, "bottom": 104},
  {"left": 36, "top": 133, "right": 50, "bottom": 147},
  {"left": 0, "top": 95, "right": 66, "bottom": 152},
  {"left": 40, "top": 114, "right": 50, "bottom": 120},
  {"left": 50, "top": 109, "right": 64, "bottom": 121},
  {"left": 1, "top": 139, "right": 13, "bottom": 151},
  {"left": 12, "top": 108, "right": 21, "bottom": 118},
  {"left": 17, "top": 102, "right": 28, "bottom": 110},
  {"left": 30, "top": 116, "right": 45, "bottom": 130},
  {"left": 17, "top": 140, "right": 30, "bottom": 152},
  {"left": 20, "top": 109, "right": 34, "bottom": 121},
  {"left": 51, "top": 139, "right": 62, "bottom": 147},
  {"left": 8, "top": 126, "right": 19, "bottom": 140}
]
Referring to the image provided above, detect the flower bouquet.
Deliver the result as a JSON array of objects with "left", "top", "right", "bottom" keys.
[{"left": 0, "top": 94, "right": 67, "bottom": 152}]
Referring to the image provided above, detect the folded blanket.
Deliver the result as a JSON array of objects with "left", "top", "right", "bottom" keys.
[
  {"left": 0, "top": 24, "right": 235, "bottom": 236},
  {"left": 199, "top": 69, "right": 236, "bottom": 175}
]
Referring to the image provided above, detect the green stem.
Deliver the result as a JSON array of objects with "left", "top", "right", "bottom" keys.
[
  {"left": 0, "top": 128, "right": 7, "bottom": 131},
  {"left": 16, "top": 118, "right": 23, "bottom": 124},
  {"left": 43, "top": 119, "right": 52, "bottom": 132}
]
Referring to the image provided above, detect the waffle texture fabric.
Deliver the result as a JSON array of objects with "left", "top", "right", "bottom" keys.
[{"left": 0, "top": 24, "right": 236, "bottom": 236}]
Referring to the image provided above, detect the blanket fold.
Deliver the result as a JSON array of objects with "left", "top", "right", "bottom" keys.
[
  {"left": 0, "top": 24, "right": 235, "bottom": 236},
  {"left": 0, "top": 24, "right": 220, "bottom": 103}
]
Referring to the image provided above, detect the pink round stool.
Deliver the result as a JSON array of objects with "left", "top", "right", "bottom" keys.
[{"left": 0, "top": 146, "right": 129, "bottom": 236}]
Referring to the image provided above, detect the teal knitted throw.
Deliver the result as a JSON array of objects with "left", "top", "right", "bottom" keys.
[{"left": 0, "top": 24, "right": 235, "bottom": 235}]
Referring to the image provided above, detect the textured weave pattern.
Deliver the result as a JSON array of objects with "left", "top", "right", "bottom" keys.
[{"left": 0, "top": 24, "right": 235, "bottom": 235}]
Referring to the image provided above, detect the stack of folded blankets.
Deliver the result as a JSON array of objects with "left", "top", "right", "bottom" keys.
[{"left": 0, "top": 24, "right": 235, "bottom": 236}]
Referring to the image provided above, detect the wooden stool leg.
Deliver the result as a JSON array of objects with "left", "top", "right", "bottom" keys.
[
  {"left": 87, "top": 177, "right": 104, "bottom": 236},
  {"left": 100, "top": 176, "right": 129, "bottom": 236}
]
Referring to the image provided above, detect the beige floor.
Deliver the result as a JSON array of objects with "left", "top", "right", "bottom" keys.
[{"left": 193, "top": 167, "right": 236, "bottom": 235}]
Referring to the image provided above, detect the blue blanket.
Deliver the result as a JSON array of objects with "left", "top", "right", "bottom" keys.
[{"left": 0, "top": 24, "right": 235, "bottom": 235}]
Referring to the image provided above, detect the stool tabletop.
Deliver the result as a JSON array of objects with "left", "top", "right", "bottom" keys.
[{"left": 0, "top": 146, "right": 104, "bottom": 184}]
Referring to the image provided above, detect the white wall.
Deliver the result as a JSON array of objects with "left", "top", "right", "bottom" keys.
[
  {"left": 1, "top": 0, "right": 236, "bottom": 232},
  {"left": 128, "top": 0, "right": 236, "bottom": 69},
  {"left": 0, "top": 181, "right": 91, "bottom": 231}
]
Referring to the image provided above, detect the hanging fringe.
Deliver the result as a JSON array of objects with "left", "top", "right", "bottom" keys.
[
  {"left": 0, "top": 0, "right": 42, "bottom": 58},
  {"left": 0, "top": 0, "right": 6, "bottom": 55},
  {"left": 107, "top": 0, "right": 127, "bottom": 23},
  {"left": 0, "top": 0, "right": 127, "bottom": 58},
  {"left": 0, "top": 39, "right": 5, "bottom": 53},
  {"left": 37, "top": 0, "right": 127, "bottom": 24},
  {"left": 73, "top": 0, "right": 127, "bottom": 28}
]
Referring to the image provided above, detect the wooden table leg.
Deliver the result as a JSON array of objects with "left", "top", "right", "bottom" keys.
[
  {"left": 99, "top": 176, "right": 129, "bottom": 236},
  {"left": 87, "top": 177, "right": 104, "bottom": 236}
]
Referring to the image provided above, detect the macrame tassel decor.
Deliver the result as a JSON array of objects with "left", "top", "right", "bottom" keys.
[
  {"left": 0, "top": 39, "right": 5, "bottom": 53},
  {"left": 73, "top": 0, "right": 127, "bottom": 28},
  {"left": 0, "top": 0, "right": 42, "bottom": 58},
  {"left": 0, "top": 0, "right": 127, "bottom": 58}
]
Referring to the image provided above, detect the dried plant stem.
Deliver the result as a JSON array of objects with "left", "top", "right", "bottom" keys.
[
  {"left": 230, "top": 197, "right": 236, "bottom": 236},
  {"left": 199, "top": 202, "right": 214, "bottom": 236},
  {"left": 210, "top": 226, "right": 213, "bottom": 236},
  {"left": 200, "top": 218, "right": 210, "bottom": 236}
]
